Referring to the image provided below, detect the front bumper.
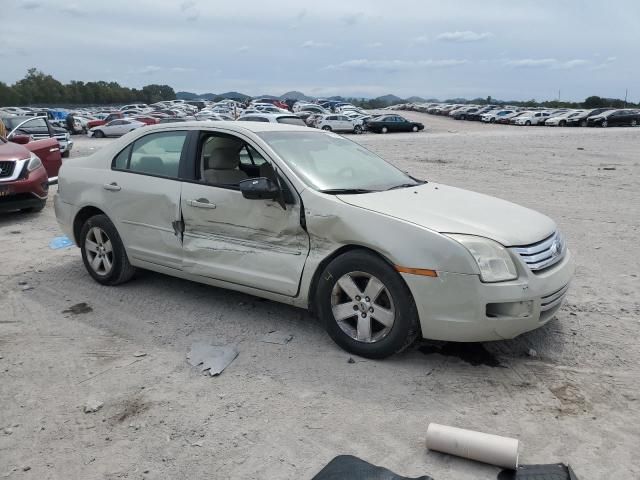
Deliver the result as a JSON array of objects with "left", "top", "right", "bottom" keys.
[
  {"left": 0, "top": 167, "right": 49, "bottom": 213},
  {"left": 402, "top": 249, "right": 575, "bottom": 342}
]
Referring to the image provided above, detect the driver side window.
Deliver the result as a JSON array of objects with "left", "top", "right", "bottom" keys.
[{"left": 198, "top": 133, "right": 273, "bottom": 188}]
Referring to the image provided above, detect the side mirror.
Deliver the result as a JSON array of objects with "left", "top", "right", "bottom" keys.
[
  {"left": 239, "top": 177, "right": 279, "bottom": 200},
  {"left": 10, "top": 134, "right": 31, "bottom": 145}
]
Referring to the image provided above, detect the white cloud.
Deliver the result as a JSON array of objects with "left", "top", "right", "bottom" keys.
[
  {"left": 411, "top": 35, "right": 429, "bottom": 46},
  {"left": 342, "top": 13, "right": 362, "bottom": 25},
  {"left": 236, "top": 45, "right": 250, "bottom": 53},
  {"left": 365, "top": 42, "right": 383, "bottom": 48},
  {"left": 506, "top": 58, "right": 589, "bottom": 69},
  {"left": 324, "top": 58, "right": 469, "bottom": 72},
  {"left": 437, "top": 31, "right": 494, "bottom": 42},
  {"left": 301, "top": 40, "right": 332, "bottom": 48}
]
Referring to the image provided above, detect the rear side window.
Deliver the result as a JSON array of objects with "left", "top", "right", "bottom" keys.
[
  {"left": 276, "top": 116, "right": 306, "bottom": 126},
  {"left": 112, "top": 131, "right": 187, "bottom": 178}
]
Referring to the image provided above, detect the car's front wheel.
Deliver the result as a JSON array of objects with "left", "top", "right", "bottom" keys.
[
  {"left": 601, "top": 120, "right": 608, "bottom": 128},
  {"left": 93, "top": 130, "right": 105, "bottom": 138},
  {"left": 80, "top": 214, "right": 135, "bottom": 285},
  {"left": 353, "top": 125, "right": 363, "bottom": 134},
  {"left": 412, "top": 125, "right": 419, "bottom": 132},
  {"left": 315, "top": 250, "right": 419, "bottom": 359},
  {"left": 322, "top": 125, "right": 332, "bottom": 131}
]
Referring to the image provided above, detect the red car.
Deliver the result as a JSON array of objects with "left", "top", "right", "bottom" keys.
[
  {"left": 86, "top": 112, "right": 124, "bottom": 129},
  {"left": 0, "top": 134, "right": 61, "bottom": 213}
]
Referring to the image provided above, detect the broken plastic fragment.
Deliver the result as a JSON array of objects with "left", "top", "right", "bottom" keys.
[
  {"left": 187, "top": 342, "right": 238, "bottom": 376},
  {"left": 49, "top": 236, "right": 74, "bottom": 250},
  {"left": 259, "top": 331, "right": 293, "bottom": 345}
]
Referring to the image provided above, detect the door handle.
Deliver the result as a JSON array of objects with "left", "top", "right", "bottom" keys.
[
  {"left": 187, "top": 199, "right": 216, "bottom": 209},
  {"left": 103, "top": 182, "right": 121, "bottom": 191}
]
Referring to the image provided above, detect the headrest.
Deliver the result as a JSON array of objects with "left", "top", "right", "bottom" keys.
[{"left": 209, "top": 148, "right": 240, "bottom": 170}]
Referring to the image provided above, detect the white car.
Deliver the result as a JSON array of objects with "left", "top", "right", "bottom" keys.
[
  {"left": 544, "top": 110, "right": 584, "bottom": 127},
  {"left": 481, "top": 110, "right": 515, "bottom": 123},
  {"left": 89, "top": 119, "right": 146, "bottom": 138},
  {"left": 514, "top": 111, "right": 551, "bottom": 126},
  {"left": 54, "top": 122, "right": 574, "bottom": 359},
  {"left": 316, "top": 114, "right": 363, "bottom": 134},
  {"left": 237, "top": 114, "right": 306, "bottom": 126}
]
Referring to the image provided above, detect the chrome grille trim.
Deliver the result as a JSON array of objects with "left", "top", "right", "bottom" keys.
[
  {"left": 514, "top": 231, "right": 566, "bottom": 272},
  {"left": 540, "top": 283, "right": 570, "bottom": 311}
]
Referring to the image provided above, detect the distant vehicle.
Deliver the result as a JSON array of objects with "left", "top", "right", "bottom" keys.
[
  {"left": 564, "top": 108, "right": 611, "bottom": 127},
  {"left": 464, "top": 106, "right": 499, "bottom": 121},
  {"left": 237, "top": 114, "right": 307, "bottom": 126},
  {"left": 586, "top": 109, "right": 640, "bottom": 127},
  {"left": 513, "top": 111, "right": 551, "bottom": 126},
  {"left": 496, "top": 111, "right": 525, "bottom": 124},
  {"left": 0, "top": 135, "right": 59, "bottom": 213},
  {"left": 86, "top": 112, "right": 125, "bottom": 129},
  {"left": 89, "top": 119, "right": 146, "bottom": 138},
  {"left": 365, "top": 115, "right": 424, "bottom": 134},
  {"left": 2, "top": 116, "right": 73, "bottom": 157},
  {"left": 544, "top": 111, "right": 584, "bottom": 127},
  {"left": 252, "top": 98, "right": 290, "bottom": 110},
  {"left": 451, "top": 107, "right": 479, "bottom": 120},
  {"left": 316, "top": 114, "right": 363, "bottom": 134},
  {"left": 481, "top": 110, "right": 514, "bottom": 123},
  {"left": 119, "top": 104, "right": 149, "bottom": 112}
]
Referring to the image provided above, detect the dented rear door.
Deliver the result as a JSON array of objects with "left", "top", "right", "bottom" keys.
[{"left": 180, "top": 182, "right": 310, "bottom": 297}]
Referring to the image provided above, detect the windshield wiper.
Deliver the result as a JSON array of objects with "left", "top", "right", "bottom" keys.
[
  {"left": 319, "top": 188, "right": 377, "bottom": 195},
  {"left": 385, "top": 181, "right": 426, "bottom": 191}
]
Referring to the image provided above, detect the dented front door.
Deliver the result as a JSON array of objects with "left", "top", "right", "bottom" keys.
[{"left": 180, "top": 183, "right": 310, "bottom": 296}]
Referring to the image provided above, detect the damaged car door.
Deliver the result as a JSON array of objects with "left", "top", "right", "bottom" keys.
[
  {"left": 107, "top": 130, "right": 188, "bottom": 269},
  {"left": 180, "top": 131, "right": 310, "bottom": 296}
]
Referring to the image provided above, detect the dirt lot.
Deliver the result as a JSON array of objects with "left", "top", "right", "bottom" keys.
[{"left": 1, "top": 113, "right": 639, "bottom": 479}]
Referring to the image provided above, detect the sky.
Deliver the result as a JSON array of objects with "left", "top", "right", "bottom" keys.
[{"left": 1, "top": 0, "right": 638, "bottom": 101}]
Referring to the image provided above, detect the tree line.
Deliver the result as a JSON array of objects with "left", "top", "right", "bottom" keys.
[{"left": 0, "top": 69, "right": 176, "bottom": 107}]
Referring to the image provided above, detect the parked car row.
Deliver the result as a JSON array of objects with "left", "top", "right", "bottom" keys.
[{"left": 394, "top": 102, "right": 640, "bottom": 128}]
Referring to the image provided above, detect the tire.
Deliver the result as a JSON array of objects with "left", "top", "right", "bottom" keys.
[
  {"left": 580, "top": 120, "right": 587, "bottom": 127},
  {"left": 381, "top": 126, "right": 388, "bottom": 134},
  {"left": 412, "top": 125, "right": 418, "bottom": 132},
  {"left": 62, "top": 150, "right": 70, "bottom": 158},
  {"left": 93, "top": 130, "right": 105, "bottom": 138},
  {"left": 559, "top": 120, "right": 566, "bottom": 127},
  {"left": 315, "top": 250, "right": 419, "bottom": 359},
  {"left": 321, "top": 125, "right": 332, "bottom": 131},
  {"left": 22, "top": 199, "right": 46, "bottom": 213},
  {"left": 460, "top": 115, "right": 466, "bottom": 120},
  {"left": 490, "top": 118, "right": 495, "bottom": 123},
  {"left": 80, "top": 214, "right": 136, "bottom": 286},
  {"left": 525, "top": 120, "right": 531, "bottom": 126},
  {"left": 353, "top": 125, "right": 363, "bottom": 134},
  {"left": 631, "top": 119, "right": 638, "bottom": 127},
  {"left": 601, "top": 120, "right": 608, "bottom": 128}
]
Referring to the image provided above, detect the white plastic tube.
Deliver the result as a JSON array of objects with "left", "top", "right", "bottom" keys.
[{"left": 426, "top": 423, "right": 519, "bottom": 469}]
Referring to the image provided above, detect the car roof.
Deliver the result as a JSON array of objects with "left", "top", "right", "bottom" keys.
[{"left": 137, "top": 120, "right": 311, "bottom": 134}]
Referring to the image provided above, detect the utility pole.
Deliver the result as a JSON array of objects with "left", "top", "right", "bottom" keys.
[
  {"left": 624, "top": 88, "right": 628, "bottom": 108},
  {"left": 558, "top": 89, "right": 561, "bottom": 102}
]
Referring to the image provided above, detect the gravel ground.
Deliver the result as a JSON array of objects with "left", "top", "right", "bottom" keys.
[{"left": 1, "top": 113, "right": 638, "bottom": 479}]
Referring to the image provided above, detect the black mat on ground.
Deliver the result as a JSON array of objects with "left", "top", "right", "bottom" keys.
[
  {"left": 498, "top": 464, "right": 579, "bottom": 480},
  {"left": 312, "top": 455, "right": 434, "bottom": 480}
]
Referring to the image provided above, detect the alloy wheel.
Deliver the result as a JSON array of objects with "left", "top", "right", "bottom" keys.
[
  {"left": 85, "top": 227, "right": 114, "bottom": 275},
  {"left": 330, "top": 271, "right": 396, "bottom": 343}
]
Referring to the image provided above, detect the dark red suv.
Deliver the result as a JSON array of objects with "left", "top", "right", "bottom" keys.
[{"left": 0, "top": 134, "right": 61, "bottom": 213}]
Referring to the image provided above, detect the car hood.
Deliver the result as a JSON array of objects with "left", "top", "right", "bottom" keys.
[
  {"left": 337, "top": 183, "right": 555, "bottom": 246},
  {"left": 0, "top": 141, "right": 30, "bottom": 161}
]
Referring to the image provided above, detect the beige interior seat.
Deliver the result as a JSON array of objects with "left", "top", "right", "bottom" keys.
[{"left": 202, "top": 137, "right": 248, "bottom": 185}]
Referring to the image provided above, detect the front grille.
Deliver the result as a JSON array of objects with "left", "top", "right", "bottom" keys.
[
  {"left": 540, "top": 283, "right": 570, "bottom": 312},
  {"left": 0, "top": 161, "right": 15, "bottom": 178},
  {"left": 514, "top": 231, "right": 566, "bottom": 272}
]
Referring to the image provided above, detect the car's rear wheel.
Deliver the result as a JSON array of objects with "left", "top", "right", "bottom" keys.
[
  {"left": 322, "top": 125, "right": 332, "bottom": 131},
  {"left": 631, "top": 119, "right": 638, "bottom": 127},
  {"left": 315, "top": 250, "right": 419, "bottom": 359},
  {"left": 525, "top": 120, "right": 531, "bottom": 126},
  {"left": 602, "top": 120, "right": 608, "bottom": 128},
  {"left": 353, "top": 125, "right": 363, "bottom": 134},
  {"left": 381, "top": 126, "right": 388, "bottom": 134},
  {"left": 80, "top": 214, "right": 135, "bottom": 285},
  {"left": 580, "top": 120, "right": 587, "bottom": 127},
  {"left": 93, "top": 130, "right": 105, "bottom": 138},
  {"left": 62, "top": 150, "right": 70, "bottom": 158},
  {"left": 559, "top": 120, "right": 566, "bottom": 127}
]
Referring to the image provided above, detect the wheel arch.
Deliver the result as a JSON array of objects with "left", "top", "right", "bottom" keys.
[
  {"left": 307, "top": 244, "right": 399, "bottom": 312},
  {"left": 73, "top": 205, "right": 107, "bottom": 244}
]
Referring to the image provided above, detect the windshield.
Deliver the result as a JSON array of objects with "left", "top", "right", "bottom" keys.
[{"left": 258, "top": 131, "right": 421, "bottom": 192}]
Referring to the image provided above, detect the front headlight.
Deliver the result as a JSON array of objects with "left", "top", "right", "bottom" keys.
[
  {"left": 26, "top": 152, "right": 42, "bottom": 172},
  {"left": 446, "top": 234, "right": 518, "bottom": 282}
]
